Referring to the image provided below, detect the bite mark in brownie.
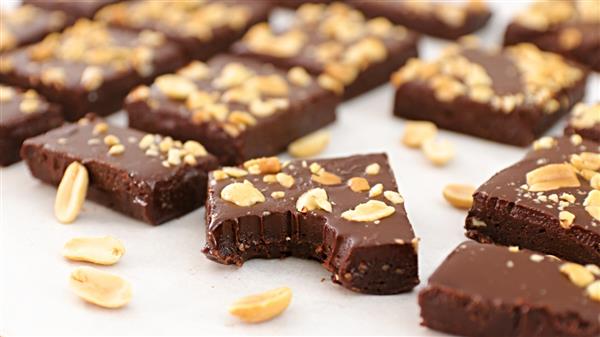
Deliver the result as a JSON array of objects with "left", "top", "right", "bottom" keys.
[
  {"left": 21, "top": 115, "right": 219, "bottom": 225},
  {"left": 0, "top": 85, "right": 63, "bottom": 166},
  {"left": 419, "top": 241, "right": 600, "bottom": 337},
  {"left": 0, "top": 19, "right": 186, "bottom": 121},
  {"left": 504, "top": 0, "right": 600, "bottom": 72},
  {"left": 466, "top": 136, "right": 600, "bottom": 265},
  {"left": 350, "top": 0, "right": 492, "bottom": 40},
  {"left": 232, "top": 2, "right": 419, "bottom": 100},
  {"left": 95, "top": 0, "right": 273, "bottom": 60},
  {"left": 565, "top": 103, "right": 600, "bottom": 143},
  {"left": 126, "top": 54, "right": 338, "bottom": 165},
  {"left": 392, "top": 42, "right": 588, "bottom": 146},
  {"left": 203, "top": 154, "right": 420, "bottom": 294}
]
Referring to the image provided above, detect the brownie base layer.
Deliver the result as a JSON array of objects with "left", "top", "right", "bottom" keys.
[
  {"left": 20, "top": 142, "right": 217, "bottom": 225},
  {"left": 126, "top": 91, "right": 338, "bottom": 165},
  {"left": 466, "top": 192, "right": 600, "bottom": 266},
  {"left": 419, "top": 286, "right": 598, "bottom": 337},
  {"left": 203, "top": 211, "right": 419, "bottom": 295},
  {"left": 393, "top": 79, "right": 587, "bottom": 146}
]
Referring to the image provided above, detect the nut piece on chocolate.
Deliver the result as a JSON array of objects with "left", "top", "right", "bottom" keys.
[
  {"left": 125, "top": 55, "right": 338, "bottom": 165},
  {"left": 0, "top": 19, "right": 186, "bottom": 121},
  {"left": 466, "top": 136, "right": 600, "bottom": 265},
  {"left": 419, "top": 241, "right": 600, "bottom": 337},
  {"left": 231, "top": 2, "right": 419, "bottom": 100},
  {"left": 504, "top": 0, "right": 600, "bottom": 72},
  {"left": 95, "top": 1, "right": 272, "bottom": 61},
  {"left": 24, "top": 0, "right": 120, "bottom": 19},
  {"left": 392, "top": 42, "right": 588, "bottom": 146},
  {"left": 350, "top": 0, "right": 491, "bottom": 40},
  {"left": 0, "top": 85, "right": 63, "bottom": 166},
  {"left": 203, "top": 153, "right": 420, "bottom": 294},
  {"left": 0, "top": 5, "right": 70, "bottom": 53},
  {"left": 20, "top": 115, "right": 218, "bottom": 225},
  {"left": 565, "top": 103, "right": 600, "bottom": 143}
]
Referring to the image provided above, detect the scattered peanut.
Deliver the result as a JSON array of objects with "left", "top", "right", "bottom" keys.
[
  {"left": 560, "top": 262, "right": 595, "bottom": 287},
  {"left": 69, "top": 266, "right": 132, "bottom": 309},
  {"left": 422, "top": 139, "right": 455, "bottom": 166},
  {"left": 63, "top": 236, "right": 125, "bottom": 265},
  {"left": 442, "top": 184, "right": 476, "bottom": 209},
  {"left": 402, "top": 121, "right": 437, "bottom": 148},
  {"left": 288, "top": 130, "right": 330, "bottom": 158},
  {"left": 55, "top": 162, "right": 89, "bottom": 224},
  {"left": 229, "top": 287, "right": 292, "bottom": 323}
]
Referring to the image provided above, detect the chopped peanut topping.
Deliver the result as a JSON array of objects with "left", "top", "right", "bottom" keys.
[
  {"left": 526, "top": 163, "right": 580, "bottom": 192},
  {"left": 296, "top": 188, "right": 332, "bottom": 213},
  {"left": 221, "top": 180, "right": 265, "bottom": 207},
  {"left": 341, "top": 200, "right": 395, "bottom": 222},
  {"left": 560, "top": 262, "right": 595, "bottom": 287},
  {"left": 348, "top": 177, "right": 370, "bottom": 192},
  {"left": 559, "top": 210, "right": 575, "bottom": 229}
]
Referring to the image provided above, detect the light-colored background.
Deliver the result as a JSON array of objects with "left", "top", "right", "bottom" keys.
[{"left": 1, "top": 1, "right": 599, "bottom": 336}]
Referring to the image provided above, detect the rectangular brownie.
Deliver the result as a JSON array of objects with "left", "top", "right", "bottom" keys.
[
  {"left": 419, "top": 241, "right": 600, "bottom": 337},
  {"left": 24, "top": 0, "right": 120, "bottom": 19},
  {"left": 565, "top": 102, "right": 600, "bottom": 143},
  {"left": 0, "top": 5, "right": 71, "bottom": 53},
  {"left": 203, "top": 153, "right": 420, "bottom": 294},
  {"left": 0, "top": 19, "right": 186, "bottom": 121},
  {"left": 231, "top": 2, "right": 419, "bottom": 100},
  {"left": 95, "top": 0, "right": 273, "bottom": 60},
  {"left": 125, "top": 55, "right": 338, "bottom": 165},
  {"left": 349, "top": 0, "right": 491, "bottom": 40},
  {"left": 0, "top": 85, "right": 63, "bottom": 166},
  {"left": 392, "top": 42, "right": 588, "bottom": 146},
  {"left": 21, "top": 115, "right": 219, "bottom": 225},
  {"left": 504, "top": 0, "right": 600, "bottom": 72},
  {"left": 466, "top": 135, "right": 600, "bottom": 265}
]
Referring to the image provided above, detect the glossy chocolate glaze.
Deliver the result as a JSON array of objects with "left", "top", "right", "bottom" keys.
[
  {"left": 127, "top": 54, "right": 338, "bottom": 164},
  {"left": 21, "top": 116, "right": 218, "bottom": 224},
  {"left": 467, "top": 136, "right": 600, "bottom": 264},
  {"left": 0, "top": 5, "right": 69, "bottom": 52},
  {"left": 420, "top": 241, "right": 600, "bottom": 336},
  {"left": 204, "top": 153, "right": 419, "bottom": 294},
  {"left": 461, "top": 49, "right": 523, "bottom": 96}
]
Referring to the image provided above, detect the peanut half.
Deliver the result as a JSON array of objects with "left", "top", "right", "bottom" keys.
[
  {"left": 402, "top": 121, "right": 437, "bottom": 148},
  {"left": 288, "top": 130, "right": 330, "bottom": 158},
  {"left": 229, "top": 287, "right": 292, "bottom": 323},
  {"left": 55, "top": 161, "right": 89, "bottom": 224},
  {"left": 63, "top": 236, "right": 125, "bottom": 265},
  {"left": 443, "top": 184, "right": 476, "bottom": 209},
  {"left": 422, "top": 139, "right": 455, "bottom": 167},
  {"left": 69, "top": 266, "right": 132, "bottom": 309}
]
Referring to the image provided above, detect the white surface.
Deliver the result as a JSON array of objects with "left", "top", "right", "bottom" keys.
[{"left": 1, "top": 2, "right": 599, "bottom": 336}]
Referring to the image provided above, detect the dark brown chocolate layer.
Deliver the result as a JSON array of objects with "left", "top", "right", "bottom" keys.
[
  {"left": 420, "top": 241, "right": 600, "bottom": 337},
  {"left": 466, "top": 136, "right": 600, "bottom": 265},
  {"left": 95, "top": 0, "right": 273, "bottom": 60},
  {"left": 565, "top": 103, "right": 600, "bottom": 143},
  {"left": 126, "top": 54, "right": 338, "bottom": 165},
  {"left": 392, "top": 43, "right": 588, "bottom": 146},
  {"left": 203, "top": 153, "right": 419, "bottom": 294},
  {"left": 21, "top": 115, "right": 218, "bottom": 225},
  {"left": 231, "top": 2, "right": 419, "bottom": 100},
  {"left": 0, "top": 20, "right": 186, "bottom": 121},
  {"left": 350, "top": 0, "right": 492, "bottom": 40},
  {"left": 0, "top": 85, "right": 63, "bottom": 166}
]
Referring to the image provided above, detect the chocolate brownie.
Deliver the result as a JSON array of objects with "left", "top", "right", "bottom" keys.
[
  {"left": 350, "top": 0, "right": 491, "bottom": 40},
  {"left": 232, "top": 2, "right": 419, "bottom": 100},
  {"left": 466, "top": 135, "right": 600, "bottom": 265},
  {"left": 0, "top": 19, "right": 186, "bottom": 121},
  {"left": 21, "top": 115, "right": 219, "bottom": 225},
  {"left": 504, "top": 0, "right": 600, "bottom": 72},
  {"left": 392, "top": 42, "right": 588, "bottom": 146},
  {"left": 419, "top": 241, "right": 600, "bottom": 337},
  {"left": 0, "top": 85, "right": 63, "bottom": 166},
  {"left": 565, "top": 103, "right": 600, "bottom": 143},
  {"left": 126, "top": 55, "right": 338, "bottom": 165},
  {"left": 95, "top": 0, "right": 273, "bottom": 60},
  {"left": 24, "top": 0, "right": 120, "bottom": 19},
  {"left": 0, "top": 5, "right": 70, "bottom": 53},
  {"left": 203, "top": 154, "right": 420, "bottom": 294}
]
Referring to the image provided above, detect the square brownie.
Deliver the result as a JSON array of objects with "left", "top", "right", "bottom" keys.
[
  {"left": 466, "top": 135, "right": 600, "bottom": 265},
  {"left": 0, "top": 19, "right": 186, "bottom": 121},
  {"left": 349, "top": 0, "right": 492, "bottom": 40},
  {"left": 24, "top": 0, "right": 120, "bottom": 19},
  {"left": 231, "top": 2, "right": 419, "bottom": 100},
  {"left": 203, "top": 154, "right": 420, "bottom": 294},
  {"left": 420, "top": 241, "right": 600, "bottom": 337},
  {"left": 21, "top": 115, "right": 219, "bottom": 225},
  {"left": 0, "top": 5, "right": 70, "bottom": 53},
  {"left": 95, "top": 0, "right": 273, "bottom": 60},
  {"left": 125, "top": 54, "right": 338, "bottom": 165},
  {"left": 0, "top": 85, "right": 63, "bottom": 166},
  {"left": 565, "top": 103, "right": 600, "bottom": 143},
  {"left": 392, "top": 42, "right": 588, "bottom": 146},
  {"left": 504, "top": 0, "right": 600, "bottom": 72}
]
